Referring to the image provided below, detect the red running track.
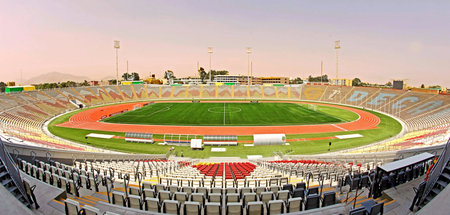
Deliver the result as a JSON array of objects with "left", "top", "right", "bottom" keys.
[{"left": 57, "top": 101, "right": 380, "bottom": 135}]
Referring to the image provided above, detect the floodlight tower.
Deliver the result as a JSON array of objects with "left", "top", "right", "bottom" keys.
[
  {"left": 321, "top": 60, "right": 323, "bottom": 84},
  {"left": 246, "top": 47, "right": 252, "bottom": 85},
  {"left": 208, "top": 47, "right": 213, "bottom": 83},
  {"left": 334, "top": 40, "right": 341, "bottom": 83},
  {"left": 114, "top": 40, "right": 120, "bottom": 85}
]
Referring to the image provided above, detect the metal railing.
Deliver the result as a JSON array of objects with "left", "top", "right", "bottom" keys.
[
  {"left": 419, "top": 138, "right": 450, "bottom": 206},
  {"left": 0, "top": 139, "right": 31, "bottom": 206}
]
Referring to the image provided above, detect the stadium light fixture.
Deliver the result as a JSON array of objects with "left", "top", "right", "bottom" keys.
[
  {"left": 246, "top": 47, "right": 252, "bottom": 85},
  {"left": 334, "top": 40, "right": 340, "bottom": 83},
  {"left": 114, "top": 40, "right": 120, "bottom": 85},
  {"left": 208, "top": 47, "right": 213, "bottom": 83}
]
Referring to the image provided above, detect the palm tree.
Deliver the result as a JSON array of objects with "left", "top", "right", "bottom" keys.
[
  {"left": 164, "top": 70, "right": 175, "bottom": 84},
  {"left": 122, "top": 73, "right": 131, "bottom": 81},
  {"left": 198, "top": 67, "right": 207, "bottom": 83}
]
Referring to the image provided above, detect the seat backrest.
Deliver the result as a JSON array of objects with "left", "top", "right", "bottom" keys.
[
  {"left": 23, "top": 178, "right": 32, "bottom": 196},
  {"left": 269, "top": 186, "right": 279, "bottom": 193},
  {"left": 307, "top": 187, "right": 318, "bottom": 195},
  {"left": 370, "top": 202, "right": 384, "bottom": 215},
  {"left": 208, "top": 193, "right": 222, "bottom": 203},
  {"left": 322, "top": 191, "right": 336, "bottom": 207},
  {"left": 240, "top": 187, "right": 252, "bottom": 197},
  {"left": 82, "top": 205, "right": 100, "bottom": 215},
  {"left": 287, "top": 197, "right": 302, "bottom": 212},
  {"left": 260, "top": 192, "right": 274, "bottom": 203},
  {"left": 226, "top": 193, "right": 240, "bottom": 203},
  {"left": 205, "top": 202, "right": 221, "bottom": 215},
  {"left": 145, "top": 197, "right": 160, "bottom": 212},
  {"left": 158, "top": 190, "right": 172, "bottom": 203},
  {"left": 296, "top": 182, "right": 306, "bottom": 189},
  {"left": 129, "top": 187, "right": 140, "bottom": 196},
  {"left": 244, "top": 193, "right": 257, "bottom": 205},
  {"left": 226, "top": 202, "right": 242, "bottom": 215},
  {"left": 143, "top": 188, "right": 156, "bottom": 198},
  {"left": 142, "top": 181, "right": 153, "bottom": 189},
  {"left": 349, "top": 207, "right": 367, "bottom": 215},
  {"left": 381, "top": 176, "right": 390, "bottom": 190},
  {"left": 405, "top": 169, "right": 412, "bottom": 181},
  {"left": 112, "top": 191, "right": 125, "bottom": 206},
  {"left": 163, "top": 200, "right": 179, "bottom": 214},
  {"left": 60, "top": 178, "right": 68, "bottom": 190},
  {"left": 169, "top": 185, "right": 179, "bottom": 194},
  {"left": 175, "top": 192, "right": 188, "bottom": 202},
  {"left": 182, "top": 186, "right": 194, "bottom": 195},
  {"left": 155, "top": 183, "right": 166, "bottom": 192},
  {"left": 226, "top": 187, "right": 237, "bottom": 194},
  {"left": 267, "top": 200, "right": 284, "bottom": 215},
  {"left": 277, "top": 190, "right": 289, "bottom": 201},
  {"left": 305, "top": 194, "right": 320, "bottom": 210},
  {"left": 254, "top": 187, "right": 266, "bottom": 195},
  {"left": 247, "top": 201, "right": 263, "bottom": 215},
  {"left": 128, "top": 194, "right": 141, "bottom": 209},
  {"left": 282, "top": 184, "right": 293, "bottom": 192},
  {"left": 360, "top": 175, "right": 369, "bottom": 187},
  {"left": 197, "top": 187, "right": 209, "bottom": 196},
  {"left": 397, "top": 171, "right": 405, "bottom": 184},
  {"left": 52, "top": 174, "right": 59, "bottom": 186},
  {"left": 292, "top": 188, "right": 304, "bottom": 198},
  {"left": 191, "top": 193, "right": 205, "bottom": 205},
  {"left": 211, "top": 187, "right": 222, "bottom": 194},
  {"left": 64, "top": 198, "right": 80, "bottom": 215},
  {"left": 184, "top": 201, "right": 201, "bottom": 215}
]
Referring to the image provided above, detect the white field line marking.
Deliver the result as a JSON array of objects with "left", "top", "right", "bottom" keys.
[{"left": 331, "top": 124, "right": 348, "bottom": 131}]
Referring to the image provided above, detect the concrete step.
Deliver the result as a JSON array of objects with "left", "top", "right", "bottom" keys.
[
  {"left": 0, "top": 171, "right": 9, "bottom": 178},
  {"left": 7, "top": 186, "right": 18, "bottom": 193},
  {"left": 431, "top": 188, "right": 442, "bottom": 195},
  {"left": 2, "top": 178, "right": 13, "bottom": 186},
  {"left": 436, "top": 180, "right": 448, "bottom": 188},
  {"left": 441, "top": 172, "right": 450, "bottom": 181}
]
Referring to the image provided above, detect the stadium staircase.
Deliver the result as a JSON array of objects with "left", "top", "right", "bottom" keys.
[
  {"left": 0, "top": 139, "right": 32, "bottom": 208},
  {"left": 417, "top": 138, "right": 450, "bottom": 209}
]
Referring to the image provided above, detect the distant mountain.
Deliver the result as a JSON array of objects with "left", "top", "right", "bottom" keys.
[{"left": 23, "top": 72, "right": 90, "bottom": 85}]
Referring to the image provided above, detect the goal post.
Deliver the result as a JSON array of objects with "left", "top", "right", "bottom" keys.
[{"left": 308, "top": 104, "right": 317, "bottom": 111}]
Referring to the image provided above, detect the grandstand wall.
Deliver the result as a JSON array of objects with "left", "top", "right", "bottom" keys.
[{"left": 0, "top": 84, "right": 448, "bottom": 154}]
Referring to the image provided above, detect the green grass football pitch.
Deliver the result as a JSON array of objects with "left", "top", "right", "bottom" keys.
[
  {"left": 49, "top": 101, "right": 401, "bottom": 158},
  {"left": 102, "top": 102, "right": 356, "bottom": 126}
]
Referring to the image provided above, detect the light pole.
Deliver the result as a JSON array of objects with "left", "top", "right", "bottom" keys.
[
  {"left": 334, "top": 40, "right": 340, "bottom": 85},
  {"left": 246, "top": 47, "right": 252, "bottom": 85},
  {"left": 320, "top": 60, "right": 323, "bottom": 85},
  {"left": 114, "top": 40, "right": 120, "bottom": 85},
  {"left": 208, "top": 47, "right": 213, "bottom": 83}
]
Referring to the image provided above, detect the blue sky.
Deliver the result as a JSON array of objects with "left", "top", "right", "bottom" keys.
[{"left": 1, "top": 0, "right": 449, "bottom": 87}]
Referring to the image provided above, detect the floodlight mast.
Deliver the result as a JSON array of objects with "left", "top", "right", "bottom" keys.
[
  {"left": 114, "top": 40, "right": 120, "bottom": 85},
  {"left": 246, "top": 47, "right": 252, "bottom": 85},
  {"left": 208, "top": 47, "right": 213, "bottom": 83},
  {"left": 334, "top": 40, "right": 341, "bottom": 82}
]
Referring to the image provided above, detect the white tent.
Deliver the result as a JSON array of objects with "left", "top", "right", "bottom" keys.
[
  {"left": 190, "top": 139, "right": 203, "bottom": 149},
  {"left": 253, "top": 134, "right": 286, "bottom": 146}
]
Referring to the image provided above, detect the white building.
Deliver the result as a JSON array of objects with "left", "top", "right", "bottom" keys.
[{"left": 214, "top": 75, "right": 242, "bottom": 83}]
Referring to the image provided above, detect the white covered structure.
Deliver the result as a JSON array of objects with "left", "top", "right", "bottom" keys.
[
  {"left": 190, "top": 139, "right": 203, "bottom": 150},
  {"left": 253, "top": 134, "right": 286, "bottom": 146}
]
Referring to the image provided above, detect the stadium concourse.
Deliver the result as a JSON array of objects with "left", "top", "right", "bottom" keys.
[{"left": 0, "top": 84, "right": 449, "bottom": 215}]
